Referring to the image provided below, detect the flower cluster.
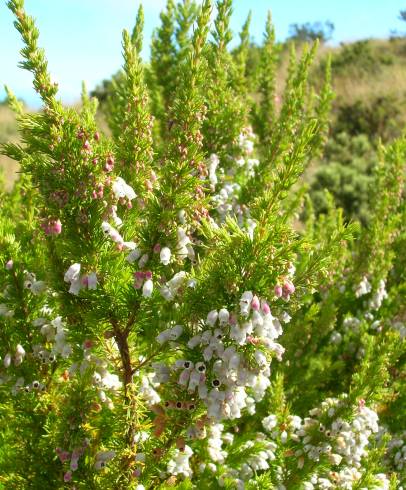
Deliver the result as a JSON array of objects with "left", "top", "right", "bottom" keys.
[
  {"left": 221, "top": 435, "right": 277, "bottom": 486},
  {"left": 68, "top": 340, "right": 121, "bottom": 410},
  {"left": 368, "top": 279, "right": 388, "bottom": 310},
  {"left": 209, "top": 126, "right": 259, "bottom": 237},
  {"left": 132, "top": 270, "right": 153, "bottom": 297},
  {"left": 260, "top": 397, "right": 381, "bottom": 488},
  {"left": 385, "top": 430, "right": 406, "bottom": 475},
  {"left": 56, "top": 439, "right": 91, "bottom": 482},
  {"left": 101, "top": 221, "right": 136, "bottom": 251},
  {"left": 159, "top": 271, "right": 190, "bottom": 301},
  {"left": 64, "top": 263, "right": 98, "bottom": 295},
  {"left": 198, "top": 423, "right": 277, "bottom": 488},
  {"left": 3, "top": 344, "right": 25, "bottom": 369},
  {"left": 111, "top": 176, "right": 136, "bottom": 203},
  {"left": 97, "top": 175, "right": 138, "bottom": 252},
  {"left": 0, "top": 313, "right": 71, "bottom": 394},
  {"left": 238, "top": 126, "right": 256, "bottom": 156},
  {"left": 154, "top": 292, "right": 285, "bottom": 423},
  {"left": 94, "top": 450, "right": 116, "bottom": 470},
  {"left": 302, "top": 471, "right": 390, "bottom": 490},
  {"left": 355, "top": 276, "right": 372, "bottom": 298},
  {"left": 33, "top": 315, "right": 72, "bottom": 360},
  {"left": 126, "top": 233, "right": 194, "bottom": 301},
  {"left": 23, "top": 270, "right": 46, "bottom": 295},
  {"left": 40, "top": 218, "right": 62, "bottom": 235},
  {"left": 166, "top": 445, "right": 193, "bottom": 478},
  {"left": 0, "top": 302, "right": 14, "bottom": 318}
]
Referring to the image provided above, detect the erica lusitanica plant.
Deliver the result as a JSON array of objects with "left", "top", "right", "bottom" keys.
[{"left": 0, "top": 1, "right": 405, "bottom": 489}]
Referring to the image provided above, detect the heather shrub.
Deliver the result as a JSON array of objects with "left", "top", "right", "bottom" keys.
[{"left": 0, "top": 1, "right": 405, "bottom": 489}]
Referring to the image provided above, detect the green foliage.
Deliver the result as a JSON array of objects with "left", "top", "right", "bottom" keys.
[
  {"left": 232, "top": 11, "right": 251, "bottom": 95},
  {"left": 254, "top": 12, "right": 277, "bottom": 145},
  {"left": 309, "top": 133, "right": 377, "bottom": 223},
  {"left": 0, "top": 1, "right": 405, "bottom": 489},
  {"left": 200, "top": 0, "right": 247, "bottom": 159},
  {"left": 334, "top": 94, "right": 405, "bottom": 142},
  {"left": 326, "top": 40, "right": 394, "bottom": 77}
]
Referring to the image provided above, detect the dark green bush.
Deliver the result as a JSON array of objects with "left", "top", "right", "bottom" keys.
[
  {"left": 310, "top": 133, "right": 377, "bottom": 223},
  {"left": 334, "top": 94, "right": 406, "bottom": 141},
  {"left": 328, "top": 40, "right": 393, "bottom": 76}
]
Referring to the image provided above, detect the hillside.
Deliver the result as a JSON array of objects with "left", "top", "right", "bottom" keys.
[
  {"left": 253, "top": 37, "right": 406, "bottom": 141},
  {"left": 320, "top": 37, "right": 406, "bottom": 140},
  {"left": 1, "top": 36, "right": 406, "bottom": 189}
]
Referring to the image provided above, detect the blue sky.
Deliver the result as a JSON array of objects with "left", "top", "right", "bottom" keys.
[{"left": 1, "top": 0, "right": 405, "bottom": 108}]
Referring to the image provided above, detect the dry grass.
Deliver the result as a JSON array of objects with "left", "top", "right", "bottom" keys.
[
  {"left": 333, "top": 63, "right": 406, "bottom": 104},
  {"left": 316, "top": 38, "right": 406, "bottom": 105},
  {"left": 0, "top": 105, "right": 19, "bottom": 191},
  {"left": 266, "top": 38, "right": 406, "bottom": 117}
]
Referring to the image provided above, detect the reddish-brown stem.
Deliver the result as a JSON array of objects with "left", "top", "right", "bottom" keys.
[{"left": 109, "top": 315, "right": 133, "bottom": 391}]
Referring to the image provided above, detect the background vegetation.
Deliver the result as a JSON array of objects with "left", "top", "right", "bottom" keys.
[{"left": 3, "top": 34, "right": 406, "bottom": 215}]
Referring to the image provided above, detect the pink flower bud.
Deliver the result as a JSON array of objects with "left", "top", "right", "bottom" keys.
[
  {"left": 64, "top": 471, "right": 72, "bottom": 482},
  {"left": 83, "top": 140, "right": 91, "bottom": 151},
  {"left": 251, "top": 295, "right": 260, "bottom": 311},
  {"left": 153, "top": 243, "right": 161, "bottom": 253},
  {"left": 59, "top": 451, "right": 71, "bottom": 463},
  {"left": 261, "top": 301, "right": 271, "bottom": 315},
  {"left": 274, "top": 285, "right": 283, "bottom": 298},
  {"left": 283, "top": 280, "right": 295, "bottom": 295},
  {"left": 42, "top": 219, "right": 62, "bottom": 236},
  {"left": 53, "top": 219, "right": 62, "bottom": 234},
  {"left": 104, "top": 155, "right": 114, "bottom": 172},
  {"left": 134, "top": 279, "right": 143, "bottom": 290},
  {"left": 144, "top": 271, "right": 152, "bottom": 280},
  {"left": 83, "top": 339, "right": 93, "bottom": 350},
  {"left": 247, "top": 336, "right": 260, "bottom": 345},
  {"left": 5, "top": 259, "right": 13, "bottom": 270},
  {"left": 94, "top": 132, "right": 100, "bottom": 141}
]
